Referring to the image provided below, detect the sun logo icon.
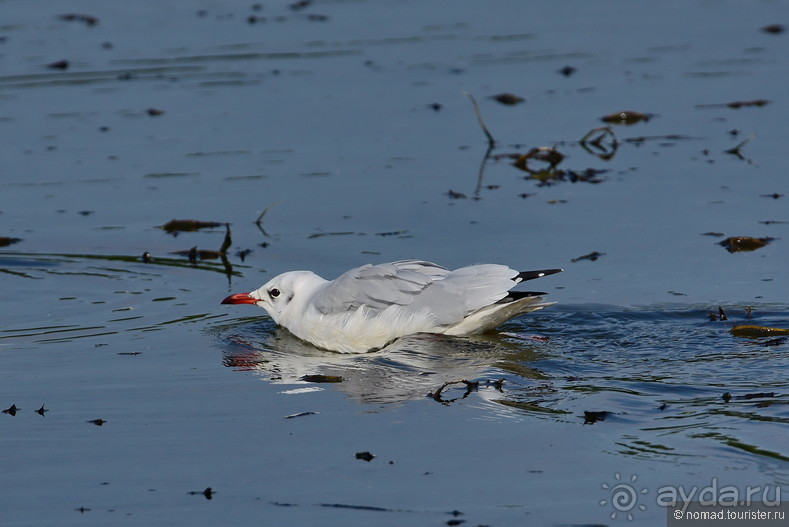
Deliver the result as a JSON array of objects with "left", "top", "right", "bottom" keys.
[{"left": 600, "top": 473, "right": 648, "bottom": 520}]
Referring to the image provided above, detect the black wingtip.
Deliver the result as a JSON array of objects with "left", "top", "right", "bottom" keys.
[
  {"left": 515, "top": 268, "right": 563, "bottom": 282},
  {"left": 503, "top": 291, "right": 548, "bottom": 301}
]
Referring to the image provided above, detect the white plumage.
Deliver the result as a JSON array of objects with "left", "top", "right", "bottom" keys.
[{"left": 222, "top": 260, "right": 561, "bottom": 353}]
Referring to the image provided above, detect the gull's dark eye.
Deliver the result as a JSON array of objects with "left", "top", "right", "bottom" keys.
[{"left": 269, "top": 288, "right": 280, "bottom": 298}]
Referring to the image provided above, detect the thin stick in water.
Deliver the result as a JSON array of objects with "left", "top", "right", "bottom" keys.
[{"left": 464, "top": 92, "right": 496, "bottom": 148}]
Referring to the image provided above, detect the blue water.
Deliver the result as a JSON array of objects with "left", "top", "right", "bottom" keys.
[{"left": 1, "top": 0, "right": 787, "bottom": 525}]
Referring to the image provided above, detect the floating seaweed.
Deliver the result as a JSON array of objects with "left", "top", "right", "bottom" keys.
[
  {"left": 512, "top": 147, "right": 565, "bottom": 173},
  {"left": 730, "top": 325, "right": 789, "bottom": 338},
  {"left": 558, "top": 65, "right": 576, "bottom": 76},
  {"left": 46, "top": 59, "right": 70, "bottom": 70},
  {"left": 446, "top": 189, "right": 467, "bottom": 199},
  {"left": 172, "top": 224, "right": 232, "bottom": 261},
  {"left": 160, "top": 219, "right": 223, "bottom": 235},
  {"left": 571, "top": 251, "right": 604, "bottom": 262},
  {"left": 58, "top": 13, "right": 99, "bottom": 26},
  {"left": 718, "top": 236, "right": 773, "bottom": 253},
  {"left": 490, "top": 93, "right": 525, "bottom": 106},
  {"left": 188, "top": 487, "right": 214, "bottom": 500},
  {"left": 761, "top": 24, "right": 785, "bottom": 34},
  {"left": 600, "top": 110, "right": 653, "bottom": 125},
  {"left": 696, "top": 99, "right": 769, "bottom": 109},
  {"left": 0, "top": 237, "right": 22, "bottom": 247},
  {"left": 583, "top": 410, "right": 610, "bottom": 424},
  {"left": 355, "top": 451, "right": 375, "bottom": 462},
  {"left": 300, "top": 374, "right": 343, "bottom": 383},
  {"left": 709, "top": 306, "right": 727, "bottom": 321}
]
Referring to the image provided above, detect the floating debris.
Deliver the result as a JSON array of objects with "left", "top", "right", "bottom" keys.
[
  {"left": 188, "top": 487, "right": 215, "bottom": 500},
  {"left": 0, "top": 237, "right": 22, "bottom": 247},
  {"left": 307, "top": 231, "right": 359, "bottom": 239},
  {"left": 571, "top": 251, "right": 604, "bottom": 262},
  {"left": 464, "top": 92, "right": 496, "bottom": 148},
  {"left": 446, "top": 189, "right": 467, "bottom": 199},
  {"left": 718, "top": 236, "right": 773, "bottom": 253},
  {"left": 727, "top": 99, "right": 768, "bottom": 109},
  {"left": 736, "top": 392, "right": 776, "bottom": 400},
  {"left": 761, "top": 23, "right": 785, "bottom": 34},
  {"left": 558, "top": 65, "right": 576, "bottom": 77},
  {"left": 730, "top": 325, "right": 789, "bottom": 338},
  {"left": 355, "top": 451, "right": 375, "bottom": 462},
  {"left": 512, "top": 146, "right": 565, "bottom": 173},
  {"left": 171, "top": 225, "right": 232, "bottom": 262},
  {"left": 709, "top": 306, "right": 727, "bottom": 321},
  {"left": 428, "top": 379, "right": 478, "bottom": 404},
  {"left": 579, "top": 126, "right": 618, "bottom": 160},
  {"left": 490, "top": 92, "right": 525, "bottom": 106},
  {"left": 600, "top": 110, "right": 653, "bottom": 125},
  {"left": 583, "top": 410, "right": 610, "bottom": 424},
  {"left": 87, "top": 418, "right": 107, "bottom": 426},
  {"left": 701, "top": 232, "right": 725, "bottom": 237},
  {"left": 320, "top": 503, "right": 393, "bottom": 512},
  {"left": 289, "top": 0, "right": 312, "bottom": 10},
  {"left": 160, "top": 219, "right": 223, "bottom": 235},
  {"left": 171, "top": 246, "right": 220, "bottom": 261},
  {"left": 696, "top": 99, "right": 769, "bottom": 109},
  {"left": 146, "top": 108, "right": 165, "bottom": 116},
  {"left": 724, "top": 134, "right": 754, "bottom": 158},
  {"left": 428, "top": 102, "right": 442, "bottom": 112},
  {"left": 285, "top": 411, "right": 318, "bottom": 419},
  {"left": 58, "top": 13, "right": 99, "bottom": 26},
  {"left": 300, "top": 375, "right": 343, "bottom": 383},
  {"left": 46, "top": 59, "right": 70, "bottom": 70},
  {"left": 2, "top": 404, "right": 19, "bottom": 416}
]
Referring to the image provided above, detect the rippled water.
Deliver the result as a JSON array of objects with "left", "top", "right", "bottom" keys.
[{"left": 2, "top": 0, "right": 788, "bottom": 525}]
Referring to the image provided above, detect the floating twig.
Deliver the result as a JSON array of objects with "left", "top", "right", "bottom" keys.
[
  {"left": 725, "top": 134, "right": 755, "bottom": 158},
  {"left": 255, "top": 201, "right": 279, "bottom": 238},
  {"left": 464, "top": 92, "right": 496, "bottom": 148},
  {"left": 428, "top": 379, "right": 479, "bottom": 404}
]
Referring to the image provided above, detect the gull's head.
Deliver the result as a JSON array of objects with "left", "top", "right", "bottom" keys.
[{"left": 221, "top": 270, "right": 323, "bottom": 326}]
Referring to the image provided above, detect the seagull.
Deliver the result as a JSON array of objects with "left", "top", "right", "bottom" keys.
[{"left": 222, "top": 260, "right": 562, "bottom": 353}]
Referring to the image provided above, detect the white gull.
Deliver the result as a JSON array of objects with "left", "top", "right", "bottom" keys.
[{"left": 221, "top": 260, "right": 561, "bottom": 353}]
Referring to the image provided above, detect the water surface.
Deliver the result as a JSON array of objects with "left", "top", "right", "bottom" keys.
[{"left": 1, "top": 1, "right": 787, "bottom": 525}]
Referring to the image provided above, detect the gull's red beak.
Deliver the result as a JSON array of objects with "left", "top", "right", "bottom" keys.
[{"left": 221, "top": 292, "right": 257, "bottom": 305}]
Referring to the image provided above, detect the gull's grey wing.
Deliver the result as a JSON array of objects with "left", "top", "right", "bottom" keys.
[
  {"left": 408, "top": 264, "right": 520, "bottom": 324},
  {"left": 311, "top": 260, "right": 450, "bottom": 314}
]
